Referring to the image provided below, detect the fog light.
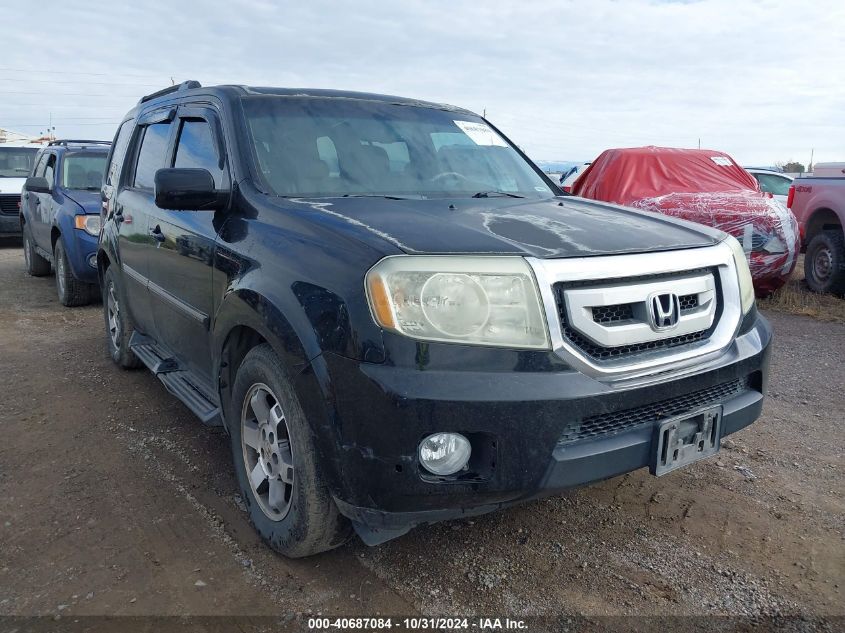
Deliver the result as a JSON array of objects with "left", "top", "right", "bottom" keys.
[
  {"left": 418, "top": 433, "right": 471, "bottom": 476},
  {"left": 87, "top": 254, "right": 97, "bottom": 269}
]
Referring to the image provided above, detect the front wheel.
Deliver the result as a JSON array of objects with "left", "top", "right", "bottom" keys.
[
  {"left": 804, "top": 230, "right": 845, "bottom": 296},
  {"left": 229, "top": 344, "right": 351, "bottom": 557}
]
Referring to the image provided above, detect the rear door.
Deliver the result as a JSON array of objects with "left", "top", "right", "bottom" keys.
[
  {"left": 112, "top": 109, "right": 177, "bottom": 336},
  {"left": 32, "top": 151, "right": 58, "bottom": 249},
  {"left": 146, "top": 106, "right": 229, "bottom": 379},
  {"left": 24, "top": 151, "right": 47, "bottom": 236}
]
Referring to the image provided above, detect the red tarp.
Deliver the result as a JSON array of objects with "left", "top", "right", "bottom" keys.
[{"left": 571, "top": 146, "right": 799, "bottom": 296}]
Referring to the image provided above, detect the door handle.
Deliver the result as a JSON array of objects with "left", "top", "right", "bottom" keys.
[{"left": 149, "top": 225, "right": 165, "bottom": 242}]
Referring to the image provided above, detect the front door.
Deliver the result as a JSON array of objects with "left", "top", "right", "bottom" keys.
[{"left": 146, "top": 108, "right": 229, "bottom": 380}]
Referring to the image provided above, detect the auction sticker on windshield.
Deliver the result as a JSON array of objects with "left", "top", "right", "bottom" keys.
[{"left": 453, "top": 120, "right": 508, "bottom": 146}]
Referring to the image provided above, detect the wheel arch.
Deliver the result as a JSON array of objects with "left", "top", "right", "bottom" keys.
[
  {"left": 214, "top": 288, "right": 319, "bottom": 427},
  {"left": 50, "top": 225, "right": 61, "bottom": 252},
  {"left": 804, "top": 207, "right": 842, "bottom": 243}
]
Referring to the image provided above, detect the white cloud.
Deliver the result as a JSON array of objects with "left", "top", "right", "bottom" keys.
[{"left": 1, "top": 0, "right": 843, "bottom": 165}]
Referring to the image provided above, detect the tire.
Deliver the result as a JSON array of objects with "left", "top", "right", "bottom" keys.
[
  {"left": 22, "top": 223, "right": 50, "bottom": 277},
  {"left": 228, "top": 344, "right": 351, "bottom": 557},
  {"left": 55, "top": 237, "right": 95, "bottom": 307},
  {"left": 102, "top": 266, "right": 142, "bottom": 368},
  {"left": 804, "top": 230, "right": 845, "bottom": 296}
]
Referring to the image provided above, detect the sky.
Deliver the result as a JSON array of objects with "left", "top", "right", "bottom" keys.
[{"left": 2, "top": 0, "right": 843, "bottom": 167}]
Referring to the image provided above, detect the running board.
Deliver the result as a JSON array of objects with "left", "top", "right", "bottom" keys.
[{"left": 129, "top": 333, "right": 222, "bottom": 427}]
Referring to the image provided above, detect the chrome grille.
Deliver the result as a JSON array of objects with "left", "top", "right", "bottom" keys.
[
  {"left": 552, "top": 269, "right": 717, "bottom": 362},
  {"left": 559, "top": 378, "right": 747, "bottom": 444}
]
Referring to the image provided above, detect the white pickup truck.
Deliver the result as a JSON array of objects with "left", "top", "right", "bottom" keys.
[{"left": 0, "top": 142, "right": 42, "bottom": 237}]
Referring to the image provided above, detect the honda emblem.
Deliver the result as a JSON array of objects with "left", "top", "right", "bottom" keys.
[{"left": 648, "top": 292, "right": 680, "bottom": 331}]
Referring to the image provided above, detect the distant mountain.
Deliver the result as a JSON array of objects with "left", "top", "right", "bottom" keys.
[{"left": 534, "top": 160, "right": 582, "bottom": 173}]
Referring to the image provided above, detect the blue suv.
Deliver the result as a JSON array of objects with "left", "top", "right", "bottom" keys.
[{"left": 20, "top": 140, "right": 110, "bottom": 306}]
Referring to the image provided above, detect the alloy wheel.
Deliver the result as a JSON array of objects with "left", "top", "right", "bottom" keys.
[
  {"left": 107, "top": 282, "right": 121, "bottom": 349},
  {"left": 241, "top": 383, "right": 295, "bottom": 521}
]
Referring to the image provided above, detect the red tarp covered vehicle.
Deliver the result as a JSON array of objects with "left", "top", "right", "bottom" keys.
[{"left": 572, "top": 146, "right": 799, "bottom": 296}]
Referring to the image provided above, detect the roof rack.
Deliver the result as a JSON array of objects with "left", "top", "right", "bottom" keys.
[
  {"left": 48, "top": 139, "right": 111, "bottom": 147},
  {"left": 139, "top": 80, "right": 202, "bottom": 104}
]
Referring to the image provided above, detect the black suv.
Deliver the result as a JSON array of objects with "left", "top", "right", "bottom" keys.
[{"left": 99, "top": 81, "right": 771, "bottom": 557}]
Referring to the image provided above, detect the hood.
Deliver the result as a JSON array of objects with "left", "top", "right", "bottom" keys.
[
  {"left": 63, "top": 189, "right": 102, "bottom": 214},
  {"left": 0, "top": 177, "right": 26, "bottom": 195},
  {"left": 284, "top": 195, "right": 721, "bottom": 258}
]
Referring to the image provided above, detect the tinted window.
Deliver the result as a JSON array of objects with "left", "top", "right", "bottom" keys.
[
  {"left": 62, "top": 152, "right": 108, "bottom": 190},
  {"left": 0, "top": 147, "right": 39, "bottom": 178},
  {"left": 174, "top": 119, "right": 224, "bottom": 187},
  {"left": 43, "top": 154, "right": 57, "bottom": 187},
  {"left": 133, "top": 122, "right": 171, "bottom": 189},
  {"left": 107, "top": 120, "right": 134, "bottom": 187}
]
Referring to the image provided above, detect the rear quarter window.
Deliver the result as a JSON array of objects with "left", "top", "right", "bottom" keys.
[{"left": 106, "top": 120, "right": 135, "bottom": 187}]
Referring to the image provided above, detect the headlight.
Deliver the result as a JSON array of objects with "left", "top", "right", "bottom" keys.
[
  {"left": 366, "top": 256, "right": 550, "bottom": 349},
  {"left": 74, "top": 214, "right": 101, "bottom": 236},
  {"left": 761, "top": 236, "right": 786, "bottom": 254},
  {"left": 724, "top": 235, "right": 755, "bottom": 314}
]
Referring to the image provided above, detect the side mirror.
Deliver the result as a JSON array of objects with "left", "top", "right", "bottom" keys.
[
  {"left": 154, "top": 168, "right": 226, "bottom": 210},
  {"left": 25, "top": 176, "right": 50, "bottom": 193}
]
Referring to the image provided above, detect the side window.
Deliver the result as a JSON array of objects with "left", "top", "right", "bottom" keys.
[
  {"left": 133, "top": 122, "right": 172, "bottom": 189},
  {"left": 33, "top": 152, "right": 49, "bottom": 177},
  {"left": 106, "top": 120, "right": 134, "bottom": 187},
  {"left": 43, "top": 154, "right": 57, "bottom": 188},
  {"left": 173, "top": 119, "right": 225, "bottom": 187}
]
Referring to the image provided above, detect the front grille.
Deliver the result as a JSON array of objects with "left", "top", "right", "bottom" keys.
[
  {"left": 560, "top": 325, "right": 708, "bottom": 361},
  {"left": 592, "top": 303, "right": 634, "bottom": 323},
  {"left": 553, "top": 270, "right": 717, "bottom": 363},
  {"left": 0, "top": 194, "right": 19, "bottom": 216},
  {"left": 559, "top": 378, "right": 747, "bottom": 444}
]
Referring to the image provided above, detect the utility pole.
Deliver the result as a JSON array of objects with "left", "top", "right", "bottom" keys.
[
  {"left": 698, "top": 138, "right": 701, "bottom": 149},
  {"left": 809, "top": 148, "right": 814, "bottom": 173}
]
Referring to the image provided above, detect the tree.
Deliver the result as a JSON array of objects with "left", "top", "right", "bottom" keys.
[{"left": 775, "top": 161, "right": 805, "bottom": 173}]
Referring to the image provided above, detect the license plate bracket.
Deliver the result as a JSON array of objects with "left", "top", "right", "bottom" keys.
[{"left": 651, "top": 406, "right": 722, "bottom": 476}]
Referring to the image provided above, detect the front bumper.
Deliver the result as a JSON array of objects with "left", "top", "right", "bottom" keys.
[
  {"left": 0, "top": 213, "right": 21, "bottom": 236},
  {"left": 64, "top": 226, "right": 99, "bottom": 284},
  {"left": 320, "top": 312, "right": 772, "bottom": 544}
]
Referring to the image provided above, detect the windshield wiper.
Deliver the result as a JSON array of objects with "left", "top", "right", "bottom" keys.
[
  {"left": 341, "top": 193, "right": 410, "bottom": 200},
  {"left": 472, "top": 191, "right": 525, "bottom": 199}
]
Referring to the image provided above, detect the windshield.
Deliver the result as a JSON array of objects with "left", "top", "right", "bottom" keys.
[
  {"left": 62, "top": 151, "right": 108, "bottom": 190},
  {"left": 0, "top": 147, "right": 38, "bottom": 178},
  {"left": 241, "top": 96, "right": 553, "bottom": 199}
]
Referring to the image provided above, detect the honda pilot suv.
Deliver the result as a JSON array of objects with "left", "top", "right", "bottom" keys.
[{"left": 99, "top": 81, "right": 771, "bottom": 557}]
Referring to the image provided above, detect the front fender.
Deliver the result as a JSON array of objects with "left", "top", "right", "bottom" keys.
[{"left": 212, "top": 287, "right": 346, "bottom": 497}]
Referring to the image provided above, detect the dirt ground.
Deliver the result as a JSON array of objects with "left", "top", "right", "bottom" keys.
[{"left": 0, "top": 238, "right": 842, "bottom": 627}]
